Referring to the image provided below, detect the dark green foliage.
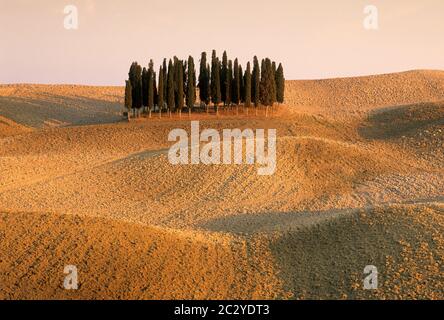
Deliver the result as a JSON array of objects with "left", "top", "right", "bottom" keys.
[
  {"left": 186, "top": 56, "right": 196, "bottom": 109},
  {"left": 211, "top": 50, "right": 221, "bottom": 106},
  {"left": 158, "top": 66, "right": 164, "bottom": 110},
  {"left": 124, "top": 80, "right": 132, "bottom": 112},
  {"left": 128, "top": 62, "right": 143, "bottom": 113},
  {"left": 175, "top": 59, "right": 184, "bottom": 111},
  {"left": 126, "top": 53, "right": 284, "bottom": 115},
  {"left": 153, "top": 71, "right": 158, "bottom": 107},
  {"left": 226, "top": 60, "right": 232, "bottom": 105},
  {"left": 252, "top": 56, "right": 260, "bottom": 107},
  {"left": 167, "top": 59, "right": 175, "bottom": 110},
  {"left": 259, "top": 58, "right": 275, "bottom": 106},
  {"left": 142, "top": 67, "right": 148, "bottom": 107},
  {"left": 162, "top": 59, "right": 168, "bottom": 105},
  {"left": 244, "top": 62, "right": 252, "bottom": 107},
  {"left": 198, "top": 52, "right": 210, "bottom": 105},
  {"left": 147, "top": 60, "right": 155, "bottom": 111},
  {"left": 232, "top": 58, "right": 240, "bottom": 105},
  {"left": 221, "top": 51, "right": 228, "bottom": 104},
  {"left": 271, "top": 61, "right": 277, "bottom": 103},
  {"left": 276, "top": 63, "right": 285, "bottom": 104},
  {"left": 239, "top": 65, "right": 244, "bottom": 103}
]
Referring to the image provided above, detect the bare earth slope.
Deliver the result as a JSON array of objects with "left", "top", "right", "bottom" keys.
[
  {"left": 0, "top": 84, "right": 123, "bottom": 128},
  {"left": 0, "top": 70, "right": 443, "bottom": 299}
]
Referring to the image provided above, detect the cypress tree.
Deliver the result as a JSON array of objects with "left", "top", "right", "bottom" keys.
[
  {"left": 244, "top": 62, "right": 252, "bottom": 108},
  {"left": 270, "top": 61, "right": 276, "bottom": 106},
  {"left": 276, "top": 63, "right": 285, "bottom": 104},
  {"left": 147, "top": 60, "right": 154, "bottom": 116},
  {"left": 163, "top": 58, "right": 168, "bottom": 105},
  {"left": 239, "top": 65, "right": 244, "bottom": 103},
  {"left": 135, "top": 64, "right": 143, "bottom": 116},
  {"left": 198, "top": 52, "right": 210, "bottom": 107},
  {"left": 211, "top": 50, "right": 221, "bottom": 108},
  {"left": 124, "top": 80, "right": 132, "bottom": 120},
  {"left": 252, "top": 56, "right": 260, "bottom": 107},
  {"left": 176, "top": 59, "right": 184, "bottom": 114},
  {"left": 232, "top": 58, "right": 240, "bottom": 105},
  {"left": 167, "top": 59, "right": 175, "bottom": 112},
  {"left": 260, "top": 58, "right": 266, "bottom": 105},
  {"left": 260, "top": 59, "right": 266, "bottom": 105},
  {"left": 129, "top": 62, "right": 142, "bottom": 116},
  {"left": 260, "top": 58, "right": 275, "bottom": 107},
  {"left": 206, "top": 63, "right": 211, "bottom": 105},
  {"left": 183, "top": 60, "right": 187, "bottom": 92},
  {"left": 226, "top": 60, "right": 232, "bottom": 106},
  {"left": 221, "top": 51, "right": 228, "bottom": 104},
  {"left": 153, "top": 71, "right": 158, "bottom": 108},
  {"left": 186, "top": 55, "right": 196, "bottom": 111},
  {"left": 142, "top": 67, "right": 148, "bottom": 110},
  {"left": 158, "top": 66, "right": 164, "bottom": 114},
  {"left": 271, "top": 61, "right": 277, "bottom": 104}
]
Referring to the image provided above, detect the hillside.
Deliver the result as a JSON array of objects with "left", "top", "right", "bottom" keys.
[{"left": 0, "top": 70, "right": 442, "bottom": 299}]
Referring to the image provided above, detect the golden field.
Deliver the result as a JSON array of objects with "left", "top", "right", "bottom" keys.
[{"left": 0, "top": 70, "right": 443, "bottom": 299}]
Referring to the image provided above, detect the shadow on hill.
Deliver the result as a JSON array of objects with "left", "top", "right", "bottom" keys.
[
  {"left": 0, "top": 95, "right": 123, "bottom": 128},
  {"left": 268, "top": 203, "right": 444, "bottom": 299},
  {"left": 199, "top": 200, "right": 444, "bottom": 299},
  {"left": 358, "top": 102, "right": 444, "bottom": 140},
  {"left": 199, "top": 208, "right": 350, "bottom": 236}
]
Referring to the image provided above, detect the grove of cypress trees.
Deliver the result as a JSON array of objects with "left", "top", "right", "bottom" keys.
[
  {"left": 276, "top": 63, "right": 285, "bottom": 104},
  {"left": 158, "top": 66, "right": 164, "bottom": 116},
  {"left": 244, "top": 62, "right": 252, "bottom": 108},
  {"left": 186, "top": 55, "right": 196, "bottom": 112},
  {"left": 124, "top": 80, "right": 132, "bottom": 120},
  {"left": 167, "top": 59, "right": 175, "bottom": 113},
  {"left": 127, "top": 54, "right": 283, "bottom": 119}
]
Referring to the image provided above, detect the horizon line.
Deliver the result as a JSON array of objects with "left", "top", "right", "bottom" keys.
[{"left": 1, "top": 69, "right": 442, "bottom": 87}]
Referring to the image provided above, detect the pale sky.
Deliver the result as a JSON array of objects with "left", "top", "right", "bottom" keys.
[{"left": 0, "top": 0, "right": 443, "bottom": 85}]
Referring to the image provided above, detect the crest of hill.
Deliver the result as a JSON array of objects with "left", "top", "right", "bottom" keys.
[
  {"left": 285, "top": 70, "right": 444, "bottom": 114},
  {"left": 0, "top": 70, "right": 443, "bottom": 129}
]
